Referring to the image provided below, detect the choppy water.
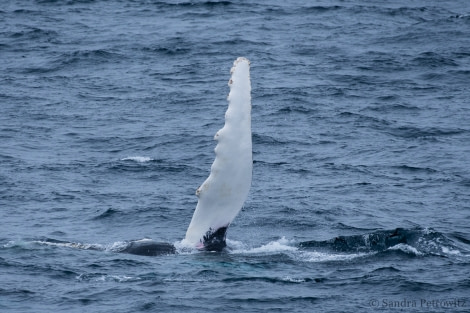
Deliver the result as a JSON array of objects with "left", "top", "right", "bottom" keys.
[{"left": 1, "top": 0, "right": 470, "bottom": 312}]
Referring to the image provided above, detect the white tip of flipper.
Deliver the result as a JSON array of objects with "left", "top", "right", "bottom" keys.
[{"left": 184, "top": 57, "right": 252, "bottom": 247}]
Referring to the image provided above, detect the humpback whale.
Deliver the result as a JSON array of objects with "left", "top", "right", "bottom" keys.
[
  {"left": 124, "top": 57, "right": 252, "bottom": 256},
  {"left": 36, "top": 59, "right": 464, "bottom": 258}
]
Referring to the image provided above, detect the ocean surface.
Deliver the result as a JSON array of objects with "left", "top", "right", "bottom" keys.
[{"left": 1, "top": 0, "right": 470, "bottom": 312}]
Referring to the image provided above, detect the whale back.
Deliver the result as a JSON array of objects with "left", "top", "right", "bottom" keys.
[{"left": 184, "top": 57, "right": 252, "bottom": 249}]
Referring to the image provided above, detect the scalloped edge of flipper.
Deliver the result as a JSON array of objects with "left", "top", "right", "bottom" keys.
[{"left": 184, "top": 57, "right": 252, "bottom": 248}]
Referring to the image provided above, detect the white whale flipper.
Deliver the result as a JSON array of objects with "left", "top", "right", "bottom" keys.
[{"left": 184, "top": 57, "right": 252, "bottom": 248}]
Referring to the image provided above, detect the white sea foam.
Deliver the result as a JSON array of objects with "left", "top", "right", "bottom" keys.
[
  {"left": 109, "top": 275, "right": 139, "bottom": 282},
  {"left": 298, "top": 251, "right": 370, "bottom": 262},
  {"left": 230, "top": 237, "right": 297, "bottom": 254},
  {"left": 3, "top": 241, "right": 18, "bottom": 248},
  {"left": 225, "top": 239, "right": 246, "bottom": 250},
  {"left": 173, "top": 239, "right": 199, "bottom": 254},
  {"left": 282, "top": 276, "right": 306, "bottom": 283},
  {"left": 247, "top": 237, "right": 298, "bottom": 253},
  {"left": 121, "top": 156, "right": 152, "bottom": 163},
  {"left": 105, "top": 241, "right": 129, "bottom": 252},
  {"left": 441, "top": 246, "right": 461, "bottom": 255},
  {"left": 76, "top": 273, "right": 139, "bottom": 283},
  {"left": 388, "top": 243, "right": 423, "bottom": 256},
  {"left": 33, "top": 240, "right": 105, "bottom": 251},
  {"left": 229, "top": 237, "right": 369, "bottom": 262}
]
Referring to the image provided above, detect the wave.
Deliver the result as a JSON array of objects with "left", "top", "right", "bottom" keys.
[
  {"left": 76, "top": 273, "right": 141, "bottom": 283},
  {"left": 92, "top": 207, "right": 122, "bottom": 220},
  {"left": 121, "top": 156, "right": 153, "bottom": 163},
  {"left": 157, "top": 1, "right": 233, "bottom": 9},
  {"left": 57, "top": 49, "right": 124, "bottom": 68},
  {"left": 99, "top": 157, "right": 194, "bottom": 175},
  {"left": 6, "top": 26, "right": 59, "bottom": 42},
  {"left": 387, "top": 126, "right": 466, "bottom": 139}
]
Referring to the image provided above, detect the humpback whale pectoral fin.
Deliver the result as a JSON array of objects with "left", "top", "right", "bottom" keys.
[
  {"left": 200, "top": 225, "right": 228, "bottom": 252},
  {"left": 184, "top": 57, "right": 252, "bottom": 249}
]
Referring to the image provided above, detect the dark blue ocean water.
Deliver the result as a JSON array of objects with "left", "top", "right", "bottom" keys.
[{"left": 1, "top": 0, "right": 470, "bottom": 312}]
